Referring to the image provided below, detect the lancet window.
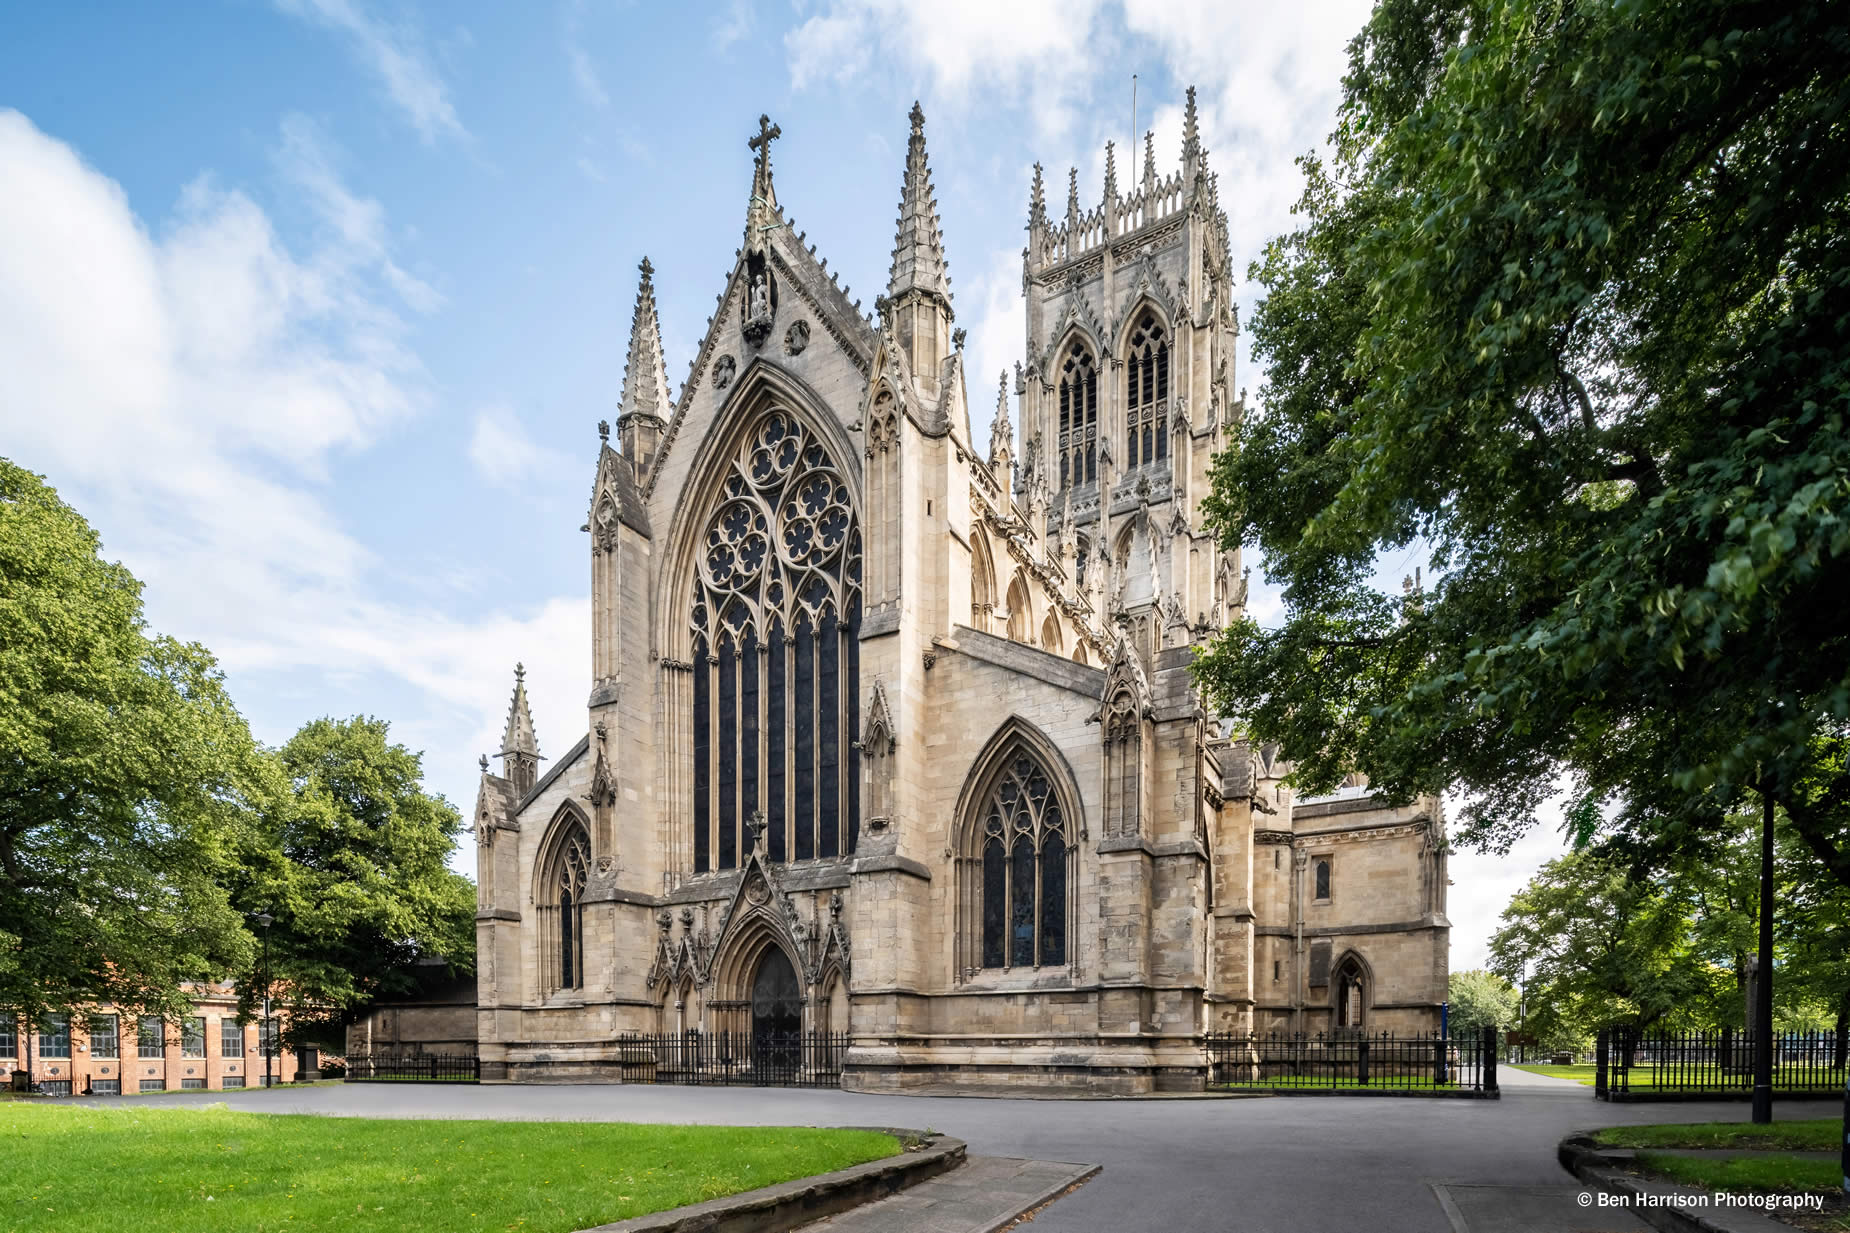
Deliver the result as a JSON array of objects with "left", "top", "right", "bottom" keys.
[
  {"left": 691, "top": 409, "right": 861, "bottom": 873},
  {"left": 974, "top": 748, "right": 1070, "bottom": 969},
  {"left": 539, "top": 815, "right": 590, "bottom": 994},
  {"left": 1056, "top": 342, "right": 1097, "bottom": 488},
  {"left": 1125, "top": 313, "right": 1169, "bottom": 468}
]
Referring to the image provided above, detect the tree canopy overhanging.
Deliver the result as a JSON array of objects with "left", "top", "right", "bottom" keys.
[{"left": 1194, "top": 0, "right": 1850, "bottom": 877}]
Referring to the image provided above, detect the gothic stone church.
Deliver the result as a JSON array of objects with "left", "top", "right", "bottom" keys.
[{"left": 472, "top": 96, "right": 1451, "bottom": 1092}]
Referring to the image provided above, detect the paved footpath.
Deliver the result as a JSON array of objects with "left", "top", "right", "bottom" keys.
[{"left": 109, "top": 1071, "right": 1840, "bottom": 1233}]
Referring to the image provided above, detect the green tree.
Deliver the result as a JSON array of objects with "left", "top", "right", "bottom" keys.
[
  {"left": 1194, "top": 0, "right": 1850, "bottom": 881},
  {"left": 0, "top": 458, "right": 257, "bottom": 1037},
  {"left": 1446, "top": 968, "right": 1519, "bottom": 1039},
  {"left": 229, "top": 717, "right": 475, "bottom": 1048},
  {"left": 1488, "top": 851, "right": 1730, "bottom": 1037}
]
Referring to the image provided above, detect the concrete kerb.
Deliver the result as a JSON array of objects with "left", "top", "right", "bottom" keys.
[
  {"left": 573, "top": 1128, "right": 964, "bottom": 1233},
  {"left": 1557, "top": 1133, "right": 1797, "bottom": 1233}
]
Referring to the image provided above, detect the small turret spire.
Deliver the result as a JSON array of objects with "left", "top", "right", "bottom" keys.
[
  {"left": 886, "top": 101, "right": 952, "bottom": 306},
  {"left": 744, "top": 113, "right": 782, "bottom": 255},
  {"left": 499, "top": 662, "right": 541, "bottom": 796},
  {"left": 1029, "top": 162, "right": 1046, "bottom": 229},
  {"left": 616, "top": 257, "right": 671, "bottom": 471},
  {"left": 1142, "top": 129, "right": 1157, "bottom": 194},
  {"left": 989, "top": 369, "right": 1013, "bottom": 469},
  {"left": 1182, "top": 85, "right": 1202, "bottom": 169},
  {"left": 1066, "top": 166, "right": 1080, "bottom": 232},
  {"left": 1103, "top": 141, "right": 1118, "bottom": 205}
]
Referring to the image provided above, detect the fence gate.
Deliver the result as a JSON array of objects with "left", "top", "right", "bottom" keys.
[{"left": 619, "top": 1030, "right": 847, "bottom": 1088}]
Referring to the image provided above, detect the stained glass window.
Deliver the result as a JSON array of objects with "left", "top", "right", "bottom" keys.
[
  {"left": 543, "top": 818, "right": 590, "bottom": 993},
  {"left": 975, "top": 747, "right": 1071, "bottom": 969},
  {"left": 1315, "top": 858, "right": 1331, "bottom": 901},
  {"left": 690, "top": 411, "right": 860, "bottom": 870}
]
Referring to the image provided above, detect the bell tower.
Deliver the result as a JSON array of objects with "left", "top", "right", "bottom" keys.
[{"left": 1019, "top": 86, "right": 1244, "bottom": 655}]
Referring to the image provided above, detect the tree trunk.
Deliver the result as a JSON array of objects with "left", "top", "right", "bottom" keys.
[{"left": 1834, "top": 987, "right": 1847, "bottom": 1072}]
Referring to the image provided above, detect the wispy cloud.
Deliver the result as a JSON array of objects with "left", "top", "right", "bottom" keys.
[
  {"left": 0, "top": 107, "right": 582, "bottom": 819},
  {"left": 712, "top": 0, "right": 754, "bottom": 51},
  {"left": 275, "top": 0, "right": 469, "bottom": 144},
  {"left": 468, "top": 407, "right": 575, "bottom": 492}
]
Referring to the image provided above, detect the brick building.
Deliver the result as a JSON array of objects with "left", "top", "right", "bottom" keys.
[{"left": 2, "top": 984, "right": 324, "bottom": 1095}]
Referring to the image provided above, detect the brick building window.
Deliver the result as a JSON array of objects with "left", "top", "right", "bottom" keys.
[
  {"left": 89, "top": 1014, "right": 119, "bottom": 1059},
  {"left": 0, "top": 1012, "right": 14, "bottom": 1058},
  {"left": 222, "top": 1074, "right": 246, "bottom": 1088},
  {"left": 221, "top": 1018, "right": 244, "bottom": 1058},
  {"left": 91, "top": 1079, "right": 121, "bottom": 1095},
  {"left": 181, "top": 1078, "right": 207, "bottom": 1090},
  {"left": 140, "top": 1079, "right": 166, "bottom": 1093},
  {"left": 181, "top": 1017, "right": 205, "bottom": 1057},
  {"left": 40, "top": 1080, "right": 72, "bottom": 1096},
  {"left": 138, "top": 1016, "right": 165, "bottom": 1058},
  {"left": 39, "top": 1015, "right": 71, "bottom": 1059}
]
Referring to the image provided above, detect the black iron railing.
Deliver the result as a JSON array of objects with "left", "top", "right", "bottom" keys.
[
  {"left": 344, "top": 1050, "right": 480, "bottom": 1083},
  {"left": 1594, "top": 1027, "right": 1847, "bottom": 1101},
  {"left": 614, "top": 1030, "right": 848, "bottom": 1088},
  {"left": 1204, "top": 1028, "right": 1498, "bottom": 1096}
]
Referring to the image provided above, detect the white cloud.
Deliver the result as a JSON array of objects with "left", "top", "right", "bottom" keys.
[
  {"left": 468, "top": 407, "right": 575, "bottom": 492},
  {"left": 712, "top": 0, "right": 754, "bottom": 51},
  {"left": 1446, "top": 796, "right": 1571, "bottom": 973},
  {"left": 566, "top": 43, "right": 610, "bottom": 109},
  {"left": 0, "top": 107, "right": 582, "bottom": 831},
  {"left": 275, "top": 0, "right": 469, "bottom": 145}
]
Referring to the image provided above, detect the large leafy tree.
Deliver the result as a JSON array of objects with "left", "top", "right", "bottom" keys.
[
  {"left": 1488, "top": 850, "right": 1730, "bottom": 1035},
  {"left": 1446, "top": 968, "right": 1520, "bottom": 1038},
  {"left": 229, "top": 716, "right": 475, "bottom": 1048},
  {"left": 1195, "top": 0, "right": 1850, "bottom": 876},
  {"left": 0, "top": 458, "right": 257, "bottom": 1033}
]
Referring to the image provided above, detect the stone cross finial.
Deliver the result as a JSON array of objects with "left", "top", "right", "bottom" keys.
[
  {"left": 749, "top": 113, "right": 781, "bottom": 171},
  {"left": 515, "top": 661, "right": 525, "bottom": 682},
  {"left": 479, "top": 753, "right": 488, "bottom": 773},
  {"left": 747, "top": 810, "right": 768, "bottom": 854},
  {"left": 598, "top": 419, "right": 609, "bottom": 442}
]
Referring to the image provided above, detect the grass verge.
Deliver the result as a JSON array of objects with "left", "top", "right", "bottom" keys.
[
  {"left": 1594, "top": 1119, "right": 1840, "bottom": 1152},
  {"left": 0, "top": 1102, "right": 897, "bottom": 1233},
  {"left": 1632, "top": 1150, "right": 1841, "bottom": 1194}
]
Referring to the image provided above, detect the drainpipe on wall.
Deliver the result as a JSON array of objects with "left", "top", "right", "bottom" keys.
[{"left": 1292, "top": 848, "right": 1307, "bottom": 1035}]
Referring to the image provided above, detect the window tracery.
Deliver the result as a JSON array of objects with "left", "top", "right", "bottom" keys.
[
  {"left": 1056, "top": 342, "right": 1097, "bottom": 488},
  {"left": 540, "top": 816, "right": 590, "bottom": 994},
  {"left": 1125, "top": 313, "right": 1169, "bottom": 469},
  {"left": 973, "top": 748, "right": 1070, "bottom": 969},
  {"left": 691, "top": 409, "right": 861, "bottom": 871}
]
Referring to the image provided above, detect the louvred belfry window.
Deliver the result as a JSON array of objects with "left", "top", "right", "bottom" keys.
[
  {"left": 977, "top": 750, "right": 1069, "bottom": 968},
  {"left": 1125, "top": 313, "right": 1169, "bottom": 468},
  {"left": 691, "top": 410, "right": 861, "bottom": 872},
  {"left": 1056, "top": 342, "right": 1097, "bottom": 488}
]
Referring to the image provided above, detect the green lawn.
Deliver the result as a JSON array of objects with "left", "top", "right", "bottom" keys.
[
  {"left": 0, "top": 1103, "right": 898, "bottom": 1233},
  {"left": 1506, "top": 1062, "right": 1843, "bottom": 1091},
  {"left": 1633, "top": 1150, "right": 1842, "bottom": 1195},
  {"left": 1595, "top": 1119, "right": 1842, "bottom": 1152}
]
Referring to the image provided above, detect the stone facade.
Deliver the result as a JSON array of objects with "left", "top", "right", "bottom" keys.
[{"left": 472, "top": 96, "right": 1450, "bottom": 1093}]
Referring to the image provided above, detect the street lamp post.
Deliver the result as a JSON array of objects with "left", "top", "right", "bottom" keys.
[{"left": 253, "top": 912, "right": 273, "bottom": 1089}]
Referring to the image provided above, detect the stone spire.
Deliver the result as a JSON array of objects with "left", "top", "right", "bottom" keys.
[
  {"left": 1029, "top": 162, "right": 1047, "bottom": 229},
  {"left": 1103, "top": 141, "right": 1119, "bottom": 205},
  {"left": 499, "top": 662, "right": 540, "bottom": 796},
  {"left": 1066, "top": 166, "right": 1081, "bottom": 235},
  {"left": 1142, "top": 129, "right": 1157, "bottom": 195},
  {"left": 886, "top": 102, "right": 952, "bottom": 307},
  {"left": 1182, "top": 85, "right": 1203, "bottom": 175},
  {"left": 617, "top": 257, "right": 670, "bottom": 471},
  {"left": 988, "top": 369, "right": 1013, "bottom": 470}
]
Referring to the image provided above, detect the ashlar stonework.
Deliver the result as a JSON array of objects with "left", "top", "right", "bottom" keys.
[{"left": 472, "top": 96, "right": 1450, "bottom": 1092}]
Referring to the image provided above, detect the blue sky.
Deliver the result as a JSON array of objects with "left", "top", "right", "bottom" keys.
[{"left": 0, "top": 0, "right": 1563, "bottom": 968}]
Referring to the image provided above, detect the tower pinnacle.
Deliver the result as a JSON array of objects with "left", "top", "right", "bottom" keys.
[
  {"left": 499, "top": 663, "right": 541, "bottom": 796},
  {"left": 616, "top": 257, "right": 671, "bottom": 471},
  {"left": 886, "top": 102, "right": 951, "bottom": 306}
]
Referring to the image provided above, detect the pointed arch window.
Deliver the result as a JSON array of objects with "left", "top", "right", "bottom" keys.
[
  {"left": 691, "top": 409, "right": 861, "bottom": 872},
  {"left": 540, "top": 816, "right": 590, "bottom": 994},
  {"left": 970, "top": 746, "right": 1072, "bottom": 969},
  {"left": 1126, "top": 313, "right": 1169, "bottom": 469},
  {"left": 1057, "top": 342, "right": 1097, "bottom": 488}
]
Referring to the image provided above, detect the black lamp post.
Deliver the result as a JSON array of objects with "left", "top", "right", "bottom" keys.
[{"left": 253, "top": 912, "right": 273, "bottom": 1089}]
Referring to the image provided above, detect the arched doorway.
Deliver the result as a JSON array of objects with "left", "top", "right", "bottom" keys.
[{"left": 750, "top": 947, "right": 802, "bottom": 1078}]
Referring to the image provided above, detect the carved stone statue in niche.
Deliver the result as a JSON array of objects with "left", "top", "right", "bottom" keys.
[{"left": 743, "top": 268, "right": 775, "bottom": 346}]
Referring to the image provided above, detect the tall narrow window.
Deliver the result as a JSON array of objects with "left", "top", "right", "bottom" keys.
[
  {"left": 220, "top": 1017, "right": 243, "bottom": 1059},
  {"left": 0, "top": 1013, "right": 16, "bottom": 1058},
  {"left": 690, "top": 410, "right": 861, "bottom": 869},
  {"left": 39, "top": 1015, "right": 70, "bottom": 1059},
  {"left": 1057, "top": 343, "right": 1097, "bottom": 488},
  {"left": 138, "top": 1016, "right": 164, "bottom": 1059},
  {"left": 1314, "top": 858, "right": 1331, "bottom": 901},
  {"left": 541, "top": 817, "right": 590, "bottom": 993},
  {"left": 89, "top": 1014, "right": 118, "bottom": 1059},
  {"left": 972, "top": 745, "right": 1072, "bottom": 969},
  {"left": 1125, "top": 313, "right": 1169, "bottom": 469},
  {"left": 181, "top": 1017, "right": 205, "bottom": 1057}
]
